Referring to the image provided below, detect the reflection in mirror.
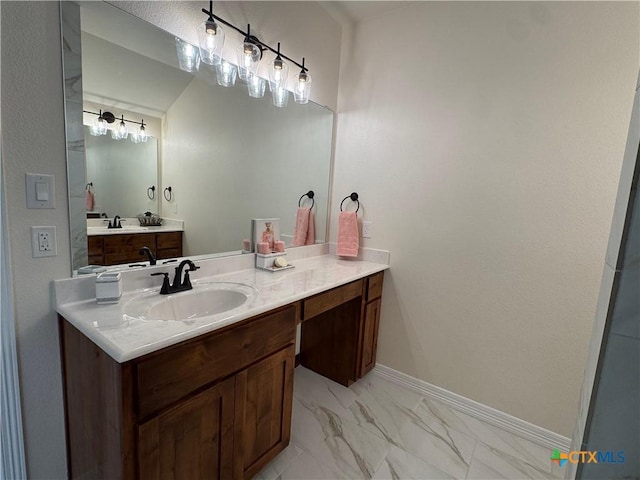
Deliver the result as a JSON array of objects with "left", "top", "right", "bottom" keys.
[
  {"left": 61, "top": 1, "right": 334, "bottom": 270},
  {"left": 84, "top": 126, "right": 158, "bottom": 218}
]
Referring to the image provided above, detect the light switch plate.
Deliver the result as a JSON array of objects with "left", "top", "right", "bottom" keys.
[
  {"left": 26, "top": 173, "right": 55, "bottom": 209},
  {"left": 31, "top": 226, "right": 57, "bottom": 258}
]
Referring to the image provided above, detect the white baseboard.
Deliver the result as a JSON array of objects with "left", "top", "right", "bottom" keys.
[{"left": 372, "top": 364, "right": 571, "bottom": 452}]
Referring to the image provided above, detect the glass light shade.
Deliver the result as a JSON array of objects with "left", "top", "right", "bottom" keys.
[
  {"left": 215, "top": 60, "right": 237, "bottom": 87},
  {"left": 271, "top": 85, "right": 290, "bottom": 108},
  {"left": 175, "top": 37, "right": 200, "bottom": 73},
  {"left": 131, "top": 124, "right": 148, "bottom": 144},
  {"left": 90, "top": 116, "right": 107, "bottom": 136},
  {"left": 268, "top": 56, "right": 289, "bottom": 92},
  {"left": 111, "top": 119, "right": 128, "bottom": 140},
  {"left": 247, "top": 73, "right": 266, "bottom": 98},
  {"left": 294, "top": 70, "right": 312, "bottom": 104},
  {"left": 197, "top": 20, "right": 224, "bottom": 66},
  {"left": 237, "top": 42, "right": 261, "bottom": 81}
]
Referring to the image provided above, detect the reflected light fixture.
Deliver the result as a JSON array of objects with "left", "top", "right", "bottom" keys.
[
  {"left": 247, "top": 72, "right": 266, "bottom": 98},
  {"left": 175, "top": 2, "right": 313, "bottom": 108},
  {"left": 111, "top": 115, "right": 128, "bottom": 140},
  {"left": 272, "top": 85, "right": 289, "bottom": 108},
  {"left": 84, "top": 110, "right": 148, "bottom": 143},
  {"left": 130, "top": 120, "right": 148, "bottom": 144},
  {"left": 216, "top": 59, "right": 237, "bottom": 87},
  {"left": 175, "top": 36, "right": 200, "bottom": 73}
]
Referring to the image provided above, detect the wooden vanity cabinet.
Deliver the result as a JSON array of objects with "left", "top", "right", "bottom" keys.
[
  {"left": 87, "top": 231, "right": 183, "bottom": 266},
  {"left": 60, "top": 304, "right": 296, "bottom": 480},
  {"left": 300, "top": 271, "right": 384, "bottom": 386}
]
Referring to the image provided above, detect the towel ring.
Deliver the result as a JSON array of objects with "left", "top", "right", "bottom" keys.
[
  {"left": 147, "top": 185, "right": 156, "bottom": 200},
  {"left": 340, "top": 192, "right": 360, "bottom": 213},
  {"left": 85, "top": 182, "right": 93, "bottom": 191},
  {"left": 163, "top": 186, "right": 173, "bottom": 202},
  {"left": 298, "top": 190, "right": 315, "bottom": 209}
]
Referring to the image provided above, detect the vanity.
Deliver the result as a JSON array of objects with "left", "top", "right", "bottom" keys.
[
  {"left": 56, "top": 252, "right": 387, "bottom": 479},
  {"left": 88, "top": 231, "right": 183, "bottom": 265}
]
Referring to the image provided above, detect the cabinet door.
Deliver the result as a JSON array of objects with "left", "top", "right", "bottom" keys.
[
  {"left": 138, "top": 376, "right": 235, "bottom": 480},
  {"left": 234, "top": 345, "right": 295, "bottom": 479},
  {"left": 360, "top": 298, "right": 381, "bottom": 377}
]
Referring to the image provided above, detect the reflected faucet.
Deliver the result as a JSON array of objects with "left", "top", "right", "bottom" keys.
[
  {"left": 139, "top": 246, "right": 156, "bottom": 265},
  {"left": 108, "top": 215, "right": 122, "bottom": 229}
]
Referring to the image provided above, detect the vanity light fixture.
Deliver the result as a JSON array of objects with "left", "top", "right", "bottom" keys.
[
  {"left": 175, "top": 2, "right": 312, "bottom": 106},
  {"left": 237, "top": 24, "right": 261, "bottom": 81},
  {"left": 294, "top": 58, "right": 312, "bottom": 105},
  {"left": 89, "top": 109, "right": 109, "bottom": 136},
  {"left": 130, "top": 120, "right": 148, "bottom": 144},
  {"left": 268, "top": 43, "right": 289, "bottom": 92},
  {"left": 197, "top": 1, "right": 225, "bottom": 66},
  {"left": 84, "top": 110, "right": 148, "bottom": 143}
]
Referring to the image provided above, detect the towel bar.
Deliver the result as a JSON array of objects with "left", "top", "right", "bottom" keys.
[
  {"left": 298, "top": 190, "right": 315, "bottom": 209},
  {"left": 340, "top": 192, "right": 359, "bottom": 213}
]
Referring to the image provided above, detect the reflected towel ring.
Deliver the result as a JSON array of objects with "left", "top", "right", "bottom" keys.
[
  {"left": 85, "top": 182, "right": 93, "bottom": 191},
  {"left": 147, "top": 185, "right": 156, "bottom": 200},
  {"left": 298, "top": 190, "right": 315, "bottom": 209},
  {"left": 340, "top": 192, "right": 360, "bottom": 213},
  {"left": 163, "top": 186, "right": 173, "bottom": 202}
]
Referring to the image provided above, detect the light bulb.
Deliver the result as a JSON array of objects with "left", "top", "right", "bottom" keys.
[
  {"left": 237, "top": 42, "right": 260, "bottom": 81},
  {"left": 294, "top": 70, "right": 312, "bottom": 104},
  {"left": 269, "top": 56, "right": 289, "bottom": 92}
]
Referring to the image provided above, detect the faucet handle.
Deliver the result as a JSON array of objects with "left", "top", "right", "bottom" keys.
[{"left": 151, "top": 272, "right": 170, "bottom": 295}]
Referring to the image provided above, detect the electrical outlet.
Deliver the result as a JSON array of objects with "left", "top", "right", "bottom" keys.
[
  {"left": 362, "top": 221, "right": 373, "bottom": 239},
  {"left": 31, "top": 226, "right": 57, "bottom": 258}
]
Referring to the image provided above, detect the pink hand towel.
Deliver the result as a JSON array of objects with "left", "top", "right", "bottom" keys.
[
  {"left": 85, "top": 188, "right": 95, "bottom": 211},
  {"left": 305, "top": 209, "right": 315, "bottom": 246},
  {"left": 337, "top": 211, "right": 359, "bottom": 257},
  {"left": 292, "top": 207, "right": 315, "bottom": 247}
]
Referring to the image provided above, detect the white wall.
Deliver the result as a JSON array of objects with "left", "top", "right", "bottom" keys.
[
  {"left": 162, "top": 76, "right": 333, "bottom": 255},
  {"left": 1, "top": 2, "right": 71, "bottom": 477},
  {"left": 332, "top": 2, "right": 639, "bottom": 437}
]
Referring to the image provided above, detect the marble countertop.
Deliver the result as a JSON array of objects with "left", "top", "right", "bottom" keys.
[
  {"left": 56, "top": 254, "right": 388, "bottom": 363},
  {"left": 86, "top": 217, "right": 184, "bottom": 236}
]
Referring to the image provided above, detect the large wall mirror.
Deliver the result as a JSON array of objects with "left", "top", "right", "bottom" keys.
[{"left": 61, "top": 1, "right": 333, "bottom": 270}]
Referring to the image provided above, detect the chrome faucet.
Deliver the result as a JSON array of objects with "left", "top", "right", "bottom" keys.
[{"left": 151, "top": 259, "right": 200, "bottom": 295}]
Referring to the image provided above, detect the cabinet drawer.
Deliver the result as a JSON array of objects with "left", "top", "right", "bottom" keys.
[
  {"left": 136, "top": 305, "right": 296, "bottom": 419},
  {"left": 103, "top": 233, "right": 154, "bottom": 253},
  {"left": 303, "top": 280, "right": 363, "bottom": 321},
  {"left": 156, "top": 232, "right": 182, "bottom": 249},
  {"left": 367, "top": 271, "right": 384, "bottom": 301},
  {"left": 88, "top": 236, "right": 103, "bottom": 256}
]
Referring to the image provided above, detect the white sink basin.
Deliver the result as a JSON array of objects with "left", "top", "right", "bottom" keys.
[{"left": 123, "top": 282, "right": 258, "bottom": 322}]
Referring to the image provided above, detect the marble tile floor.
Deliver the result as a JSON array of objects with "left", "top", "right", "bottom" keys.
[{"left": 255, "top": 366, "right": 564, "bottom": 480}]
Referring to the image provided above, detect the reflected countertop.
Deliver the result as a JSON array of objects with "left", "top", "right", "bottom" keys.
[
  {"left": 86, "top": 217, "right": 184, "bottom": 236},
  {"left": 55, "top": 252, "right": 389, "bottom": 363}
]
